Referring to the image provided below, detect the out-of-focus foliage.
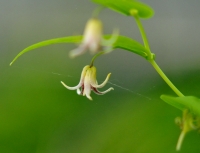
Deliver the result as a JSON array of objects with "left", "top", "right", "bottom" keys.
[
  {"left": 161, "top": 95, "right": 200, "bottom": 116},
  {"left": 10, "top": 35, "right": 147, "bottom": 65},
  {"left": 92, "top": 0, "right": 154, "bottom": 18}
]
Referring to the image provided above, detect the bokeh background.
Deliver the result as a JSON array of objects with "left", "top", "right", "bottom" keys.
[{"left": 1, "top": 0, "right": 200, "bottom": 152}]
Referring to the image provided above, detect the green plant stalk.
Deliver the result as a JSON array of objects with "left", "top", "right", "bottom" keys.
[
  {"left": 133, "top": 15, "right": 184, "bottom": 97},
  {"left": 149, "top": 60, "right": 184, "bottom": 97},
  {"left": 133, "top": 15, "right": 151, "bottom": 57},
  {"left": 134, "top": 13, "right": 186, "bottom": 151},
  {"left": 176, "top": 130, "right": 186, "bottom": 151},
  {"left": 90, "top": 51, "right": 105, "bottom": 67},
  {"left": 175, "top": 109, "right": 191, "bottom": 151},
  {"left": 92, "top": 6, "right": 105, "bottom": 18}
]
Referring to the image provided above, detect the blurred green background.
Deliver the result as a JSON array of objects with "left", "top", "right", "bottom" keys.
[{"left": 1, "top": 0, "right": 200, "bottom": 152}]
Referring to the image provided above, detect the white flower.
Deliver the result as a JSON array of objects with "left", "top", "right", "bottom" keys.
[
  {"left": 69, "top": 18, "right": 118, "bottom": 58},
  {"left": 61, "top": 65, "right": 114, "bottom": 100}
]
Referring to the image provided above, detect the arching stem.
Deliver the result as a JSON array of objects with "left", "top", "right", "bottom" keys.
[
  {"left": 132, "top": 12, "right": 184, "bottom": 97},
  {"left": 90, "top": 51, "right": 105, "bottom": 67},
  {"left": 92, "top": 6, "right": 105, "bottom": 18},
  {"left": 149, "top": 60, "right": 184, "bottom": 97}
]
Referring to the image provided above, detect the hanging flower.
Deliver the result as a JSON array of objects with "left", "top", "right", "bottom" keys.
[
  {"left": 61, "top": 65, "right": 114, "bottom": 100},
  {"left": 69, "top": 18, "right": 118, "bottom": 58}
]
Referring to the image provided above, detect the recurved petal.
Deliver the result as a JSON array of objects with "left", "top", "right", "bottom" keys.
[
  {"left": 91, "top": 73, "right": 111, "bottom": 88},
  {"left": 60, "top": 65, "right": 89, "bottom": 90},
  {"left": 61, "top": 81, "right": 82, "bottom": 90},
  {"left": 102, "top": 29, "right": 119, "bottom": 46},
  {"left": 92, "top": 87, "right": 114, "bottom": 95},
  {"left": 69, "top": 44, "right": 88, "bottom": 58}
]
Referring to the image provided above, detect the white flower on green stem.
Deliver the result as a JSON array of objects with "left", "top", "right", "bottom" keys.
[
  {"left": 61, "top": 65, "right": 114, "bottom": 100},
  {"left": 69, "top": 18, "right": 118, "bottom": 58}
]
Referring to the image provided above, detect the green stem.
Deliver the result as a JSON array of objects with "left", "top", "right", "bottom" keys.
[
  {"left": 133, "top": 13, "right": 184, "bottom": 97},
  {"left": 149, "top": 60, "right": 184, "bottom": 97},
  {"left": 90, "top": 51, "right": 105, "bottom": 67},
  {"left": 92, "top": 6, "right": 105, "bottom": 18},
  {"left": 133, "top": 15, "right": 151, "bottom": 56},
  {"left": 176, "top": 130, "right": 186, "bottom": 151},
  {"left": 133, "top": 12, "right": 187, "bottom": 151}
]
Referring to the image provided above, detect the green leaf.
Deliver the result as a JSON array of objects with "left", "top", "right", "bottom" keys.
[
  {"left": 10, "top": 36, "right": 82, "bottom": 65},
  {"left": 92, "top": 0, "right": 154, "bottom": 19},
  {"left": 10, "top": 35, "right": 147, "bottom": 65},
  {"left": 109, "top": 35, "right": 147, "bottom": 58},
  {"left": 161, "top": 95, "right": 200, "bottom": 116}
]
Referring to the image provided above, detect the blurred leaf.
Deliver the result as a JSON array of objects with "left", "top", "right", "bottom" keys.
[
  {"left": 110, "top": 35, "right": 147, "bottom": 58},
  {"left": 161, "top": 95, "right": 200, "bottom": 116},
  {"left": 10, "top": 35, "right": 147, "bottom": 65},
  {"left": 92, "top": 0, "right": 154, "bottom": 18}
]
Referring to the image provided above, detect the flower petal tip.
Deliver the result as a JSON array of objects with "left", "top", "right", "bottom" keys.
[
  {"left": 69, "top": 51, "right": 77, "bottom": 59},
  {"left": 69, "top": 47, "right": 86, "bottom": 58},
  {"left": 61, "top": 81, "right": 66, "bottom": 87},
  {"left": 87, "top": 95, "right": 93, "bottom": 101},
  {"left": 105, "top": 87, "right": 114, "bottom": 93},
  {"left": 60, "top": 81, "right": 70, "bottom": 89}
]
